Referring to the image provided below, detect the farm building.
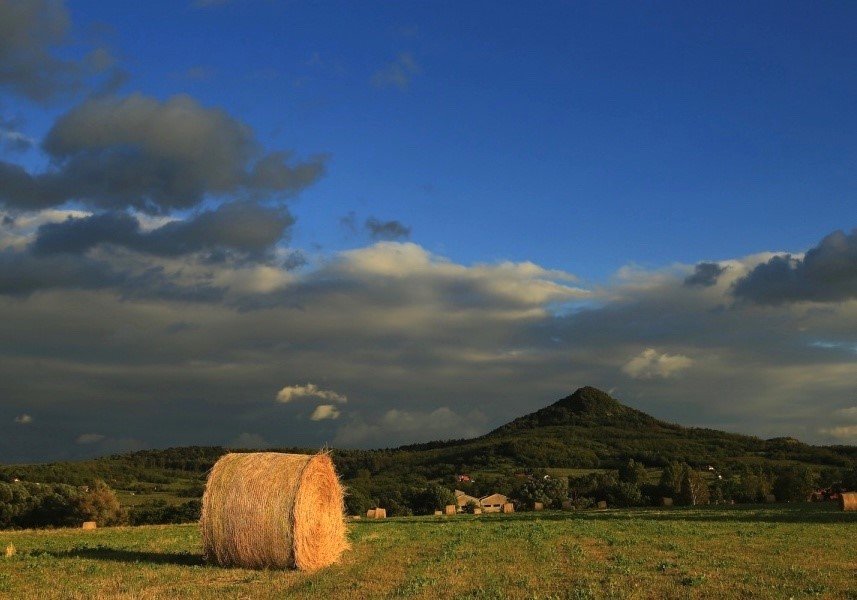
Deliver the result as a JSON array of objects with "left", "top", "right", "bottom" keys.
[
  {"left": 479, "top": 493, "right": 508, "bottom": 513},
  {"left": 454, "top": 489, "right": 480, "bottom": 511}
]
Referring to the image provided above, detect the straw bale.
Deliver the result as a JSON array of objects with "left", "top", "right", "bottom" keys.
[
  {"left": 840, "top": 492, "right": 857, "bottom": 511},
  {"left": 502, "top": 502, "right": 514, "bottom": 513},
  {"left": 200, "top": 452, "right": 347, "bottom": 571},
  {"left": 434, "top": 510, "right": 443, "bottom": 516},
  {"left": 764, "top": 494, "right": 776, "bottom": 503},
  {"left": 81, "top": 521, "right": 97, "bottom": 530},
  {"left": 374, "top": 508, "right": 386, "bottom": 519},
  {"left": 473, "top": 508, "right": 482, "bottom": 515},
  {"left": 561, "top": 500, "right": 572, "bottom": 510},
  {"left": 444, "top": 504, "right": 457, "bottom": 515},
  {"left": 660, "top": 497, "right": 673, "bottom": 507},
  {"left": 533, "top": 502, "right": 544, "bottom": 511},
  {"left": 596, "top": 500, "right": 607, "bottom": 509},
  {"left": 366, "top": 509, "right": 376, "bottom": 519}
]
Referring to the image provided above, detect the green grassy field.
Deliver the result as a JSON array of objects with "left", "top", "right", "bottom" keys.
[{"left": 1, "top": 504, "right": 854, "bottom": 600}]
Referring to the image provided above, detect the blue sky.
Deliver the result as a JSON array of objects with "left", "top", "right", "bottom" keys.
[
  {"left": 1, "top": 1, "right": 857, "bottom": 461},
  {"left": 26, "top": 0, "right": 857, "bottom": 278}
]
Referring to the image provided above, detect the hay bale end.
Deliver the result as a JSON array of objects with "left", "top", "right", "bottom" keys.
[
  {"left": 81, "top": 521, "right": 97, "bottom": 530},
  {"left": 200, "top": 452, "right": 348, "bottom": 571},
  {"left": 840, "top": 492, "right": 857, "bottom": 511},
  {"left": 502, "top": 502, "right": 514, "bottom": 513}
]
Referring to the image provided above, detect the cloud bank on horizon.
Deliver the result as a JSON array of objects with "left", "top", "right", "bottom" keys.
[{"left": 1, "top": 0, "right": 856, "bottom": 462}]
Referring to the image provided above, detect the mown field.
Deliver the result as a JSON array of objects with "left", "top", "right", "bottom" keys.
[{"left": 1, "top": 504, "right": 854, "bottom": 600}]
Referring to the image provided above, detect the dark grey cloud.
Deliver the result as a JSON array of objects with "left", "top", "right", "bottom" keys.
[
  {"left": 0, "top": 247, "right": 226, "bottom": 301},
  {"left": 0, "top": 248, "right": 123, "bottom": 296},
  {"left": 684, "top": 262, "right": 727, "bottom": 287},
  {"left": 0, "top": 93, "right": 326, "bottom": 213},
  {"left": 3, "top": 235, "right": 857, "bottom": 462},
  {"left": 733, "top": 229, "right": 857, "bottom": 304},
  {"left": 32, "top": 202, "right": 295, "bottom": 258},
  {"left": 365, "top": 217, "right": 411, "bottom": 241},
  {"left": 0, "top": 0, "right": 115, "bottom": 101}
]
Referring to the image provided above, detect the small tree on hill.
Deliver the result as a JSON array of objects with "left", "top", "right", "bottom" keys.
[
  {"left": 772, "top": 467, "right": 817, "bottom": 503},
  {"left": 619, "top": 459, "right": 648, "bottom": 486},
  {"left": 679, "top": 468, "right": 710, "bottom": 506},
  {"left": 658, "top": 462, "right": 684, "bottom": 498},
  {"left": 74, "top": 480, "right": 125, "bottom": 525},
  {"left": 410, "top": 483, "right": 456, "bottom": 515}
]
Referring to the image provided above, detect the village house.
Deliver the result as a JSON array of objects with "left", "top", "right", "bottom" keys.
[
  {"left": 479, "top": 493, "right": 508, "bottom": 513},
  {"left": 454, "top": 489, "right": 480, "bottom": 512}
]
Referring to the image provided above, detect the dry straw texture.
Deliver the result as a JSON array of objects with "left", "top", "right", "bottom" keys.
[
  {"left": 444, "top": 504, "right": 456, "bottom": 515},
  {"left": 533, "top": 502, "right": 544, "bottom": 511},
  {"left": 81, "top": 521, "right": 97, "bottom": 530},
  {"left": 597, "top": 501, "right": 608, "bottom": 509},
  {"left": 4, "top": 543, "right": 14, "bottom": 558},
  {"left": 375, "top": 508, "right": 387, "bottom": 519},
  {"left": 840, "top": 492, "right": 857, "bottom": 511},
  {"left": 661, "top": 497, "right": 673, "bottom": 507},
  {"left": 200, "top": 452, "right": 347, "bottom": 571},
  {"left": 366, "top": 509, "right": 376, "bottom": 519},
  {"left": 502, "top": 503, "right": 514, "bottom": 513}
]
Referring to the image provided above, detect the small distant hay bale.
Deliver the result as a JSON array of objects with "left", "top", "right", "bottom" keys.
[
  {"left": 596, "top": 501, "right": 607, "bottom": 509},
  {"left": 366, "top": 509, "right": 376, "bottom": 519},
  {"left": 660, "top": 497, "right": 673, "bottom": 507},
  {"left": 561, "top": 500, "right": 573, "bottom": 510},
  {"left": 444, "top": 504, "right": 457, "bottom": 515},
  {"left": 764, "top": 494, "right": 776, "bottom": 503},
  {"left": 433, "top": 510, "right": 443, "bottom": 516},
  {"left": 840, "top": 492, "right": 857, "bottom": 511},
  {"left": 473, "top": 508, "right": 482, "bottom": 515},
  {"left": 533, "top": 502, "right": 544, "bottom": 511},
  {"left": 375, "top": 508, "right": 387, "bottom": 519},
  {"left": 4, "top": 543, "right": 14, "bottom": 558},
  {"left": 200, "top": 452, "right": 348, "bottom": 571},
  {"left": 502, "top": 503, "right": 514, "bottom": 514},
  {"left": 81, "top": 521, "right": 97, "bottom": 530}
]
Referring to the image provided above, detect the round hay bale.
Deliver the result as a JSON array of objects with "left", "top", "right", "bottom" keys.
[
  {"left": 596, "top": 500, "right": 608, "bottom": 509},
  {"left": 502, "top": 502, "right": 514, "bottom": 513},
  {"left": 374, "top": 508, "right": 387, "bottom": 519},
  {"left": 533, "top": 502, "right": 544, "bottom": 511},
  {"left": 200, "top": 452, "right": 347, "bottom": 571},
  {"left": 81, "top": 521, "right": 97, "bottom": 530},
  {"left": 366, "top": 509, "right": 376, "bottom": 519},
  {"left": 444, "top": 504, "right": 457, "bottom": 515},
  {"left": 433, "top": 510, "right": 443, "bottom": 516},
  {"left": 473, "top": 508, "right": 482, "bottom": 515},
  {"left": 840, "top": 492, "right": 857, "bottom": 511}
]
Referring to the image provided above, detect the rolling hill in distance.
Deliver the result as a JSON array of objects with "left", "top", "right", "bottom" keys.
[{"left": 3, "top": 387, "right": 854, "bottom": 493}]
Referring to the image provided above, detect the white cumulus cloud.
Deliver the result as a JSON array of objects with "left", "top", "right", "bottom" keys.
[
  {"left": 310, "top": 405, "right": 341, "bottom": 421},
  {"left": 622, "top": 348, "right": 694, "bottom": 380},
  {"left": 276, "top": 383, "right": 347, "bottom": 404}
]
